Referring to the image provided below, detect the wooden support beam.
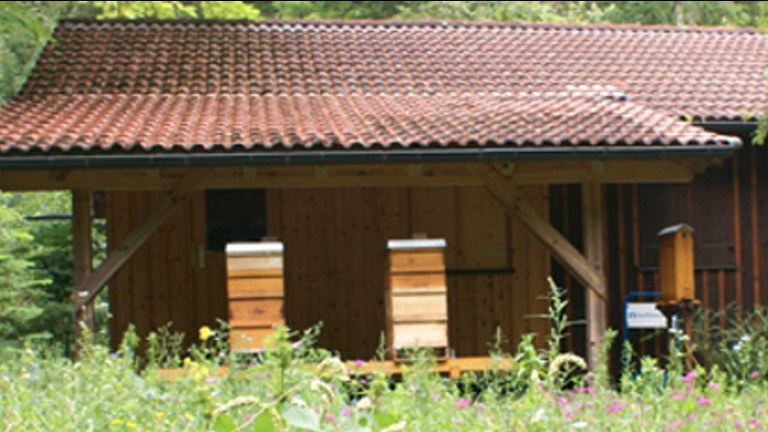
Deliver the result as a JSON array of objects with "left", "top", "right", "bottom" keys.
[
  {"left": 0, "top": 160, "right": 695, "bottom": 192},
  {"left": 73, "top": 171, "right": 205, "bottom": 311},
  {"left": 469, "top": 164, "right": 605, "bottom": 301},
  {"left": 581, "top": 182, "right": 608, "bottom": 368},
  {"left": 72, "top": 189, "right": 93, "bottom": 352}
]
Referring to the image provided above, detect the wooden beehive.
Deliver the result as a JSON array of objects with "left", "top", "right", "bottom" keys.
[
  {"left": 657, "top": 224, "right": 695, "bottom": 303},
  {"left": 225, "top": 242, "right": 284, "bottom": 352},
  {"left": 385, "top": 238, "right": 449, "bottom": 360}
]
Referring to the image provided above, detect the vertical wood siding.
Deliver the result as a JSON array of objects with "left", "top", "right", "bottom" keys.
[
  {"left": 551, "top": 145, "right": 765, "bottom": 368},
  {"left": 106, "top": 185, "right": 551, "bottom": 359},
  {"left": 106, "top": 190, "right": 227, "bottom": 351}
]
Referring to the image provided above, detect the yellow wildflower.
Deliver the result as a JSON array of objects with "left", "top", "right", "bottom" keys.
[
  {"left": 154, "top": 412, "right": 164, "bottom": 419},
  {"left": 126, "top": 422, "right": 136, "bottom": 429},
  {"left": 184, "top": 413, "right": 194, "bottom": 420},
  {"left": 199, "top": 326, "right": 213, "bottom": 341},
  {"left": 110, "top": 419, "right": 123, "bottom": 426}
]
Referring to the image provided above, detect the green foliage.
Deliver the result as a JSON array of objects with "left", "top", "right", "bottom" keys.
[
  {"left": 0, "top": 2, "right": 70, "bottom": 103},
  {"left": 396, "top": 1, "right": 607, "bottom": 23},
  {"left": 91, "top": 1, "right": 197, "bottom": 19},
  {"left": 270, "top": 1, "right": 411, "bottom": 19},
  {"left": 693, "top": 305, "right": 768, "bottom": 387},
  {"left": 6, "top": 283, "right": 768, "bottom": 430}
]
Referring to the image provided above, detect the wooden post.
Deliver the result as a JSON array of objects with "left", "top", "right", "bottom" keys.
[
  {"left": 73, "top": 189, "right": 93, "bottom": 354},
  {"left": 469, "top": 164, "right": 605, "bottom": 301},
  {"left": 581, "top": 182, "right": 607, "bottom": 368},
  {"left": 73, "top": 170, "right": 205, "bottom": 312}
]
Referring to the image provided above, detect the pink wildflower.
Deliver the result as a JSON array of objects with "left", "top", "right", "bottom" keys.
[
  {"left": 341, "top": 406, "right": 351, "bottom": 417},
  {"left": 733, "top": 421, "right": 744, "bottom": 428},
  {"left": 681, "top": 371, "right": 696, "bottom": 383},
  {"left": 709, "top": 382, "right": 719, "bottom": 391},
  {"left": 751, "top": 371, "right": 760, "bottom": 379},
  {"left": 605, "top": 403, "right": 623, "bottom": 414},
  {"left": 453, "top": 399, "right": 471, "bottom": 409},
  {"left": 748, "top": 417, "right": 764, "bottom": 430},
  {"left": 696, "top": 396, "right": 711, "bottom": 407},
  {"left": 354, "top": 359, "right": 365, "bottom": 368}
]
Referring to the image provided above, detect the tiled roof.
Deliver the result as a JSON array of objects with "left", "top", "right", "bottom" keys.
[
  {"left": 0, "top": 19, "right": 749, "bottom": 158},
  {"left": 0, "top": 93, "right": 732, "bottom": 154}
]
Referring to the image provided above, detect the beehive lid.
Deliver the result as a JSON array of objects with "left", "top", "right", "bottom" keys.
[
  {"left": 387, "top": 239, "right": 447, "bottom": 250},
  {"left": 226, "top": 242, "right": 284, "bottom": 256},
  {"left": 657, "top": 224, "right": 694, "bottom": 237}
]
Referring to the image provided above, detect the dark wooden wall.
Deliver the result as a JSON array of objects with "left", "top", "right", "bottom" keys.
[
  {"left": 106, "top": 191, "right": 228, "bottom": 351},
  {"left": 551, "top": 144, "right": 767, "bottom": 363},
  {"left": 265, "top": 186, "right": 550, "bottom": 359},
  {"left": 106, "top": 184, "right": 551, "bottom": 359}
]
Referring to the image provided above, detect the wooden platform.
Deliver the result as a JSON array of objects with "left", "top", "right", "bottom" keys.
[{"left": 157, "top": 356, "right": 513, "bottom": 381}]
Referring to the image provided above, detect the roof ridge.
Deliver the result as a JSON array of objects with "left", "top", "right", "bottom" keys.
[{"left": 57, "top": 17, "right": 761, "bottom": 36}]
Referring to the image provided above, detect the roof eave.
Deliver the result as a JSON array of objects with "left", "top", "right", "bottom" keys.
[{"left": 0, "top": 142, "right": 742, "bottom": 171}]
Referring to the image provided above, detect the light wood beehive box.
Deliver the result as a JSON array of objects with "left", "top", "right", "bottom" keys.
[
  {"left": 657, "top": 224, "right": 695, "bottom": 303},
  {"left": 385, "top": 238, "right": 449, "bottom": 360},
  {"left": 225, "top": 242, "right": 284, "bottom": 352}
]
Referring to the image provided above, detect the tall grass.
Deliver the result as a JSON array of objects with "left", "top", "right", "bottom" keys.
[{"left": 2, "top": 281, "right": 768, "bottom": 431}]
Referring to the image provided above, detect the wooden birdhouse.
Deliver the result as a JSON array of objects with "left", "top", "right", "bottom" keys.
[
  {"left": 385, "top": 238, "right": 449, "bottom": 360},
  {"left": 225, "top": 242, "right": 285, "bottom": 352},
  {"left": 657, "top": 224, "right": 695, "bottom": 303}
]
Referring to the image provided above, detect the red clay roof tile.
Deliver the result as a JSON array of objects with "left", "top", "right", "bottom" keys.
[
  {"left": 0, "top": 93, "right": 733, "bottom": 154},
  {"left": 0, "top": 19, "right": 750, "bottom": 157}
]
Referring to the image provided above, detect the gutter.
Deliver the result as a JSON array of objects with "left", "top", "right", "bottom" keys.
[{"left": 0, "top": 142, "right": 742, "bottom": 171}]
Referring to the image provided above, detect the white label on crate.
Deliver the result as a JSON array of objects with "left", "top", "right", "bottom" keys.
[{"left": 626, "top": 303, "right": 668, "bottom": 329}]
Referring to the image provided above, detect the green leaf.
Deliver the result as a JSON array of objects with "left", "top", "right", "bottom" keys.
[
  {"left": 374, "top": 411, "right": 399, "bottom": 428},
  {"left": 253, "top": 410, "right": 275, "bottom": 432},
  {"left": 213, "top": 414, "right": 237, "bottom": 432},
  {"left": 281, "top": 404, "right": 321, "bottom": 431}
]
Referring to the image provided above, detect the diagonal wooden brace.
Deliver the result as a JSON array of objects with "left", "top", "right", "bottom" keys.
[
  {"left": 73, "top": 170, "right": 206, "bottom": 311},
  {"left": 469, "top": 164, "right": 606, "bottom": 301}
]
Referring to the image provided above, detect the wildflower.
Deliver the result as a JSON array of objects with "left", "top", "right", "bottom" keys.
[
  {"left": 184, "top": 413, "right": 194, "bottom": 420},
  {"left": 356, "top": 397, "right": 373, "bottom": 412},
  {"left": 154, "top": 411, "right": 164, "bottom": 419},
  {"left": 531, "top": 409, "right": 546, "bottom": 423},
  {"left": 341, "top": 405, "right": 351, "bottom": 417},
  {"left": 697, "top": 397, "right": 711, "bottom": 406},
  {"left": 751, "top": 371, "right": 760, "bottom": 379},
  {"left": 572, "top": 421, "right": 589, "bottom": 429},
  {"left": 709, "top": 382, "right": 720, "bottom": 391},
  {"left": 318, "top": 358, "right": 350, "bottom": 382},
  {"left": 453, "top": 399, "right": 471, "bottom": 409},
  {"left": 325, "top": 413, "right": 336, "bottom": 422},
  {"left": 354, "top": 359, "right": 365, "bottom": 367},
  {"left": 734, "top": 421, "right": 744, "bottom": 428},
  {"left": 381, "top": 422, "right": 407, "bottom": 432},
  {"left": 199, "top": 326, "right": 213, "bottom": 341},
  {"left": 681, "top": 371, "right": 696, "bottom": 383},
  {"left": 605, "top": 403, "right": 623, "bottom": 414},
  {"left": 110, "top": 419, "right": 123, "bottom": 426},
  {"left": 126, "top": 422, "right": 136, "bottom": 429},
  {"left": 748, "top": 417, "right": 764, "bottom": 430},
  {"left": 453, "top": 419, "right": 463, "bottom": 424}
]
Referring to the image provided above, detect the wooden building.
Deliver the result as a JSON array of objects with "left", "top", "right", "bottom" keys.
[{"left": 1, "top": 19, "right": 765, "bottom": 366}]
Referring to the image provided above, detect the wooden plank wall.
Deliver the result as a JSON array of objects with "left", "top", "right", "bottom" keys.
[
  {"left": 106, "top": 190, "right": 228, "bottom": 350},
  {"left": 266, "top": 185, "right": 551, "bottom": 359},
  {"left": 550, "top": 144, "right": 766, "bottom": 368},
  {"left": 106, "top": 185, "right": 550, "bottom": 359}
]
